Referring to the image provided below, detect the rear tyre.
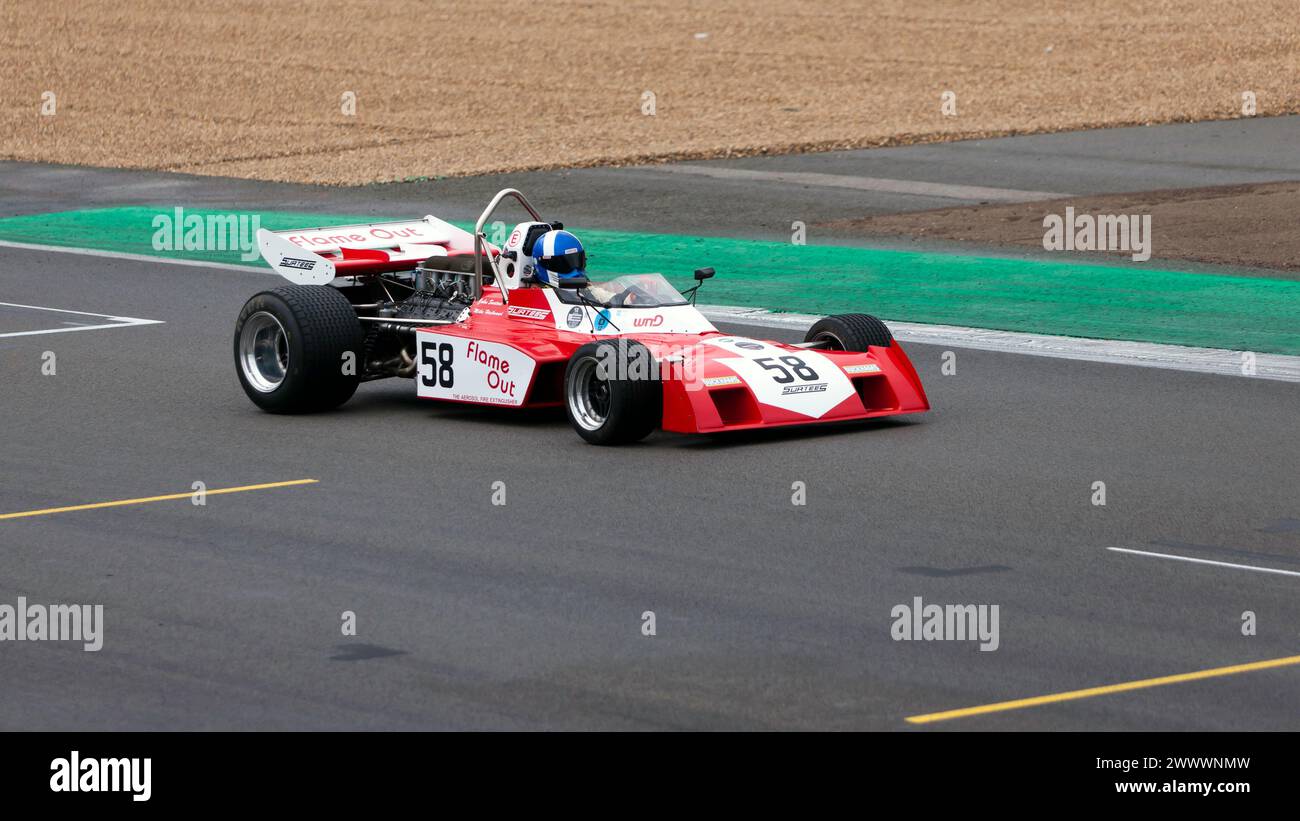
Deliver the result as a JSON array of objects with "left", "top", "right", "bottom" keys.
[
  {"left": 804, "top": 313, "right": 893, "bottom": 351},
  {"left": 234, "top": 285, "right": 363, "bottom": 413},
  {"left": 564, "top": 339, "right": 662, "bottom": 445}
]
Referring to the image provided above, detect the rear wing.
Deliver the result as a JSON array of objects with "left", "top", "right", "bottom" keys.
[{"left": 257, "top": 215, "right": 482, "bottom": 284}]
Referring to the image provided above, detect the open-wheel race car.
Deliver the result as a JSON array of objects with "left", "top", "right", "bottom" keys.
[{"left": 233, "top": 189, "right": 929, "bottom": 444}]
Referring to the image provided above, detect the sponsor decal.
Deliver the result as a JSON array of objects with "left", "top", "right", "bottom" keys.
[
  {"left": 466, "top": 339, "right": 516, "bottom": 399},
  {"left": 702, "top": 375, "right": 742, "bottom": 387},
  {"left": 701, "top": 337, "right": 854, "bottom": 418},
  {"left": 566, "top": 306, "right": 584, "bottom": 329},
  {"left": 416, "top": 336, "right": 535, "bottom": 406},
  {"left": 507, "top": 306, "right": 551, "bottom": 320},
  {"left": 593, "top": 309, "right": 612, "bottom": 332},
  {"left": 289, "top": 232, "right": 364, "bottom": 246},
  {"left": 472, "top": 306, "right": 504, "bottom": 317},
  {"left": 843, "top": 363, "right": 882, "bottom": 374},
  {"left": 285, "top": 224, "right": 436, "bottom": 248},
  {"left": 280, "top": 256, "right": 317, "bottom": 270},
  {"left": 632, "top": 314, "right": 664, "bottom": 328}
]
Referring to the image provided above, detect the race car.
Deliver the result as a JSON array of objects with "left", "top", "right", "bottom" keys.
[{"left": 233, "top": 189, "right": 929, "bottom": 444}]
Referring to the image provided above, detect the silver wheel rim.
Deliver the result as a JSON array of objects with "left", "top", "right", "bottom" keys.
[
  {"left": 567, "top": 356, "right": 611, "bottom": 431},
  {"left": 239, "top": 311, "right": 289, "bottom": 393},
  {"left": 815, "top": 331, "right": 847, "bottom": 350}
]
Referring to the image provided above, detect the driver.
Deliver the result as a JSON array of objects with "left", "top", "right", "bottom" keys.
[
  {"left": 531, "top": 230, "right": 655, "bottom": 306},
  {"left": 531, "top": 229, "right": 587, "bottom": 286}
]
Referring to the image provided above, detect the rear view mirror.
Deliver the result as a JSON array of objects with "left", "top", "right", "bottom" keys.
[
  {"left": 694, "top": 267, "right": 715, "bottom": 281},
  {"left": 558, "top": 276, "right": 590, "bottom": 289}
]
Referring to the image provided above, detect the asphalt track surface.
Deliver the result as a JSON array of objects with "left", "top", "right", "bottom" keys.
[{"left": 2, "top": 119, "right": 1298, "bottom": 730}]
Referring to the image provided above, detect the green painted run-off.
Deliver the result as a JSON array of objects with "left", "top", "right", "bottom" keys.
[{"left": 1, "top": 206, "right": 1297, "bottom": 355}]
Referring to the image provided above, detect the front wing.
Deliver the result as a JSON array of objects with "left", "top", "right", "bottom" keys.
[
  {"left": 412, "top": 318, "right": 930, "bottom": 433},
  {"left": 655, "top": 335, "right": 930, "bottom": 433}
]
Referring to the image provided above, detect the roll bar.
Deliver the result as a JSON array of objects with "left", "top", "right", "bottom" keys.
[{"left": 473, "top": 188, "right": 543, "bottom": 304}]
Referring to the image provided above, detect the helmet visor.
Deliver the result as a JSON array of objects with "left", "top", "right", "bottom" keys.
[{"left": 541, "top": 249, "right": 586, "bottom": 275}]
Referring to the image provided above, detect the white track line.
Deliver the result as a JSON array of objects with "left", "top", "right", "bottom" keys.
[
  {"left": 3, "top": 240, "right": 1296, "bottom": 381},
  {"left": 700, "top": 305, "right": 1300, "bottom": 383},
  {"left": 649, "top": 165, "right": 1069, "bottom": 202},
  {"left": 0, "top": 239, "right": 257, "bottom": 272},
  {"left": 1107, "top": 547, "right": 1300, "bottom": 579},
  {"left": 0, "top": 300, "right": 163, "bottom": 338}
]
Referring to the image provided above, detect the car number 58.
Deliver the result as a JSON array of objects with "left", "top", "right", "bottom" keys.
[
  {"left": 754, "top": 355, "right": 818, "bottom": 384},
  {"left": 420, "top": 341, "right": 455, "bottom": 388}
]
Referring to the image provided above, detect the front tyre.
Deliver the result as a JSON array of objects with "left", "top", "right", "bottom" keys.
[
  {"left": 564, "top": 339, "right": 662, "bottom": 445},
  {"left": 804, "top": 313, "right": 893, "bottom": 351},
  {"left": 234, "top": 285, "right": 363, "bottom": 413}
]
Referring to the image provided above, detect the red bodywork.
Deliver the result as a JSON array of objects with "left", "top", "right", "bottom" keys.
[{"left": 415, "top": 285, "right": 929, "bottom": 434}]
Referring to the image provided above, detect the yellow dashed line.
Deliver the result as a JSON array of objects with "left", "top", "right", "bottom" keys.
[
  {"left": 0, "top": 479, "right": 318, "bottom": 520},
  {"left": 907, "top": 654, "right": 1300, "bottom": 724}
]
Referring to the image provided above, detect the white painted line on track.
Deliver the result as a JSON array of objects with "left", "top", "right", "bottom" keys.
[
  {"left": 648, "top": 165, "right": 1069, "bottom": 202},
  {"left": 700, "top": 305, "right": 1300, "bottom": 383},
  {"left": 0, "top": 239, "right": 258, "bottom": 272},
  {"left": 1107, "top": 547, "right": 1300, "bottom": 579},
  {"left": 4, "top": 240, "right": 1296, "bottom": 381},
  {"left": 0, "top": 301, "right": 164, "bottom": 338}
]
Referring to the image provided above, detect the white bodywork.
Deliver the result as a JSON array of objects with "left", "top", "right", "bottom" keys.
[
  {"left": 497, "top": 221, "right": 552, "bottom": 293},
  {"left": 540, "top": 290, "right": 717, "bottom": 335},
  {"left": 701, "top": 336, "right": 857, "bottom": 418},
  {"left": 414, "top": 333, "right": 536, "bottom": 407},
  {"left": 257, "top": 216, "right": 469, "bottom": 285}
]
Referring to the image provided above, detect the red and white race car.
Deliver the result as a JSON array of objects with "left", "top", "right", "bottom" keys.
[{"left": 233, "top": 189, "right": 929, "bottom": 444}]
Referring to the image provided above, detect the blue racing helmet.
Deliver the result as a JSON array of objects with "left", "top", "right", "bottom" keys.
[{"left": 531, "top": 229, "right": 586, "bottom": 286}]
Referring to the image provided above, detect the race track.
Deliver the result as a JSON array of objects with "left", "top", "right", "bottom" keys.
[{"left": 1, "top": 120, "right": 1297, "bottom": 730}]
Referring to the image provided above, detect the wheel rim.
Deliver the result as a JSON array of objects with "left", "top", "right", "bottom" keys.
[
  {"left": 239, "top": 311, "right": 289, "bottom": 393},
  {"left": 814, "top": 331, "right": 847, "bottom": 351},
  {"left": 567, "top": 356, "right": 611, "bottom": 431}
]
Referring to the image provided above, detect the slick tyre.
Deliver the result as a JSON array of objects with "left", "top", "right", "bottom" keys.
[
  {"left": 804, "top": 313, "right": 893, "bottom": 351},
  {"left": 234, "top": 285, "right": 363, "bottom": 413},
  {"left": 564, "top": 339, "right": 662, "bottom": 445}
]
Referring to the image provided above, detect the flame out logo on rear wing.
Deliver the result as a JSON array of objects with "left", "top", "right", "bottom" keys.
[{"left": 256, "top": 215, "right": 477, "bottom": 285}]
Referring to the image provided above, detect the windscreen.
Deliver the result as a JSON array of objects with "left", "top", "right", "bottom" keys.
[{"left": 554, "top": 273, "right": 688, "bottom": 308}]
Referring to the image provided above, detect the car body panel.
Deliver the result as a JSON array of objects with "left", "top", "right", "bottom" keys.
[{"left": 413, "top": 285, "right": 930, "bottom": 432}]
